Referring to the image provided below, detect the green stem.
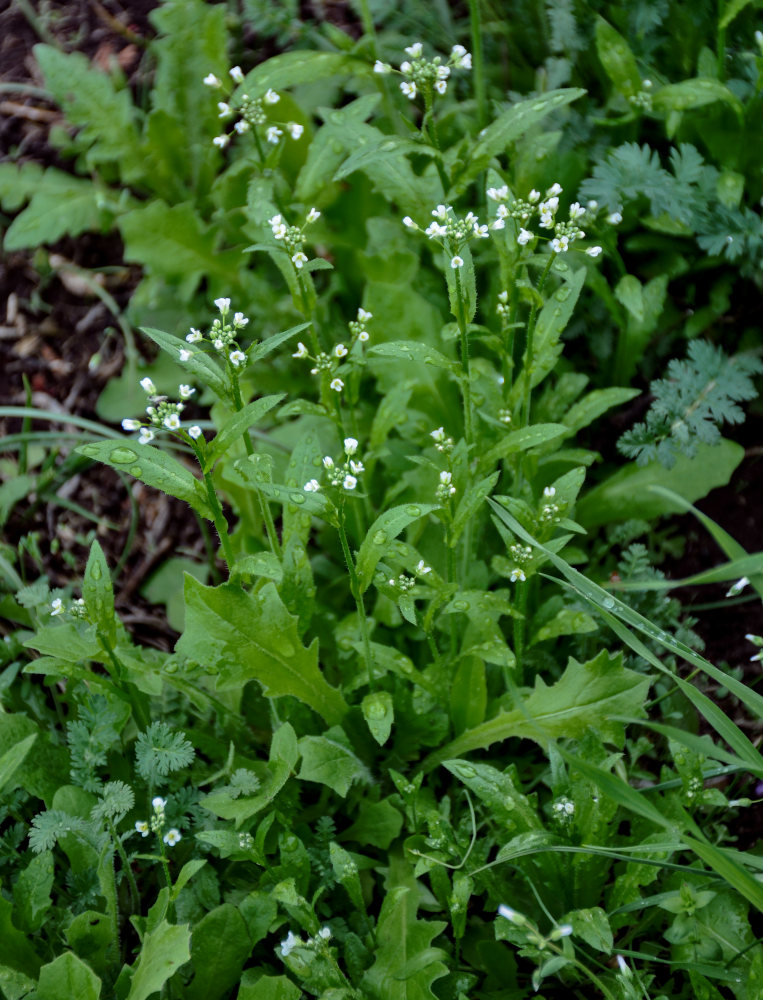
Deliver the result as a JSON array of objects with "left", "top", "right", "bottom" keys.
[
  {"left": 337, "top": 510, "right": 374, "bottom": 688},
  {"left": 230, "top": 375, "right": 282, "bottom": 558},
  {"left": 446, "top": 524, "right": 458, "bottom": 658},
  {"left": 521, "top": 253, "right": 556, "bottom": 429},
  {"left": 453, "top": 268, "right": 474, "bottom": 449},
  {"left": 108, "top": 818, "right": 140, "bottom": 914},
  {"left": 468, "top": 0, "right": 487, "bottom": 128},
  {"left": 99, "top": 633, "right": 150, "bottom": 730},
  {"left": 200, "top": 466, "right": 235, "bottom": 571},
  {"left": 512, "top": 582, "right": 528, "bottom": 685},
  {"left": 422, "top": 88, "right": 450, "bottom": 194}
]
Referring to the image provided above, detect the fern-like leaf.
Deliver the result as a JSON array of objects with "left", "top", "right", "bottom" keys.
[
  {"left": 29, "top": 810, "right": 93, "bottom": 853},
  {"left": 91, "top": 781, "right": 135, "bottom": 824},
  {"left": 135, "top": 722, "right": 195, "bottom": 783}
]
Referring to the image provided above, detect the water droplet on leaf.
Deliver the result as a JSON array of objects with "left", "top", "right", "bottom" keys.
[
  {"left": 372, "top": 530, "right": 387, "bottom": 545},
  {"left": 110, "top": 447, "right": 139, "bottom": 464}
]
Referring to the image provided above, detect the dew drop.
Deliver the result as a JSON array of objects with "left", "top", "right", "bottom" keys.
[
  {"left": 458, "top": 764, "right": 476, "bottom": 777},
  {"left": 453, "top": 599, "right": 469, "bottom": 611},
  {"left": 164, "top": 662, "right": 178, "bottom": 674},
  {"left": 90, "top": 562, "right": 102, "bottom": 580},
  {"left": 129, "top": 466, "right": 142, "bottom": 477},
  {"left": 290, "top": 492, "right": 306, "bottom": 504},
  {"left": 365, "top": 699, "right": 387, "bottom": 719},
  {"left": 312, "top": 456, "right": 322, "bottom": 467},
  {"left": 555, "top": 287, "right": 570, "bottom": 302},
  {"left": 601, "top": 596, "right": 615, "bottom": 609},
  {"left": 405, "top": 505, "right": 421, "bottom": 517},
  {"left": 110, "top": 447, "right": 139, "bottom": 464},
  {"left": 79, "top": 444, "right": 99, "bottom": 457},
  {"left": 373, "top": 530, "right": 387, "bottom": 545},
  {"left": 398, "top": 660, "right": 413, "bottom": 674}
]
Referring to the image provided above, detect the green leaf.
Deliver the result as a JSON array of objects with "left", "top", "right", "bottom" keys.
[
  {"left": 576, "top": 439, "right": 744, "bottom": 527},
  {"left": 329, "top": 842, "right": 366, "bottom": 911},
  {"left": 205, "top": 395, "right": 285, "bottom": 466},
  {"left": 562, "top": 387, "right": 640, "bottom": 434},
  {"left": 682, "top": 836, "right": 763, "bottom": 915},
  {"left": 13, "top": 850, "right": 54, "bottom": 933},
  {"left": 527, "top": 265, "right": 586, "bottom": 390},
  {"left": 2, "top": 168, "right": 107, "bottom": 251},
  {"left": 296, "top": 95, "right": 381, "bottom": 202},
  {"left": 653, "top": 79, "right": 744, "bottom": 119},
  {"left": 450, "top": 656, "right": 487, "bottom": 734},
  {"left": 450, "top": 473, "right": 499, "bottom": 546},
  {"left": 341, "top": 799, "right": 404, "bottom": 850},
  {"left": 178, "top": 578, "right": 348, "bottom": 725},
  {"left": 140, "top": 326, "right": 227, "bottom": 399},
  {"left": 595, "top": 18, "right": 642, "bottom": 97},
  {"left": 479, "top": 423, "right": 568, "bottom": 469},
  {"left": 248, "top": 322, "right": 311, "bottom": 364},
  {"left": 361, "top": 887, "right": 448, "bottom": 1000},
  {"left": 0, "top": 896, "right": 42, "bottom": 979},
  {"left": 568, "top": 907, "right": 613, "bottom": 954},
  {"left": 614, "top": 274, "right": 644, "bottom": 321},
  {"left": 362, "top": 691, "right": 394, "bottom": 745},
  {"left": 83, "top": 540, "right": 116, "bottom": 645},
  {"left": 719, "top": 0, "right": 757, "bottom": 28},
  {"left": 75, "top": 440, "right": 213, "bottom": 519},
  {"left": 238, "top": 973, "right": 302, "bottom": 1000},
  {"left": 298, "top": 726, "right": 370, "bottom": 796},
  {"left": 423, "top": 650, "right": 649, "bottom": 771},
  {"left": 36, "top": 952, "right": 101, "bottom": 1000},
  {"left": 356, "top": 504, "right": 439, "bottom": 593},
  {"left": 65, "top": 911, "right": 114, "bottom": 978},
  {"left": 452, "top": 89, "right": 585, "bottom": 196},
  {"left": 126, "top": 920, "right": 191, "bottom": 1000},
  {"left": 34, "top": 44, "right": 140, "bottom": 169},
  {"left": 444, "top": 759, "right": 543, "bottom": 832},
  {"left": 370, "top": 341, "right": 457, "bottom": 372},
  {"left": 184, "top": 905, "right": 252, "bottom": 1000},
  {"left": 0, "top": 732, "right": 36, "bottom": 795},
  {"left": 239, "top": 51, "right": 371, "bottom": 93}
]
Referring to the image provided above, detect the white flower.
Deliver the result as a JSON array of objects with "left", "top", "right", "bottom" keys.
[
  {"left": 434, "top": 80, "right": 447, "bottom": 95},
  {"left": 266, "top": 126, "right": 283, "bottom": 144},
  {"left": 138, "top": 427, "right": 155, "bottom": 444},
  {"left": 496, "top": 204, "right": 509, "bottom": 219},
  {"left": 473, "top": 223, "right": 489, "bottom": 238},
  {"left": 264, "top": 88, "right": 280, "bottom": 104},
  {"left": 188, "top": 425, "right": 203, "bottom": 440},
  {"left": 586, "top": 246, "right": 603, "bottom": 257},
  {"left": 539, "top": 211, "right": 554, "bottom": 229},
  {"left": 229, "top": 350, "right": 247, "bottom": 366},
  {"left": 234, "top": 120, "right": 250, "bottom": 134},
  {"left": 163, "top": 828, "right": 181, "bottom": 846},
  {"left": 616, "top": 955, "right": 631, "bottom": 976},
  {"left": 437, "top": 65, "right": 451, "bottom": 80},
  {"left": 358, "top": 308, "right": 373, "bottom": 322},
  {"left": 487, "top": 185, "right": 509, "bottom": 202},
  {"left": 230, "top": 65, "right": 245, "bottom": 83},
  {"left": 152, "top": 796, "right": 166, "bottom": 810},
  {"left": 135, "top": 821, "right": 149, "bottom": 837},
  {"left": 334, "top": 343, "right": 348, "bottom": 358},
  {"left": 330, "top": 377, "right": 344, "bottom": 392},
  {"left": 50, "top": 598, "right": 64, "bottom": 616},
  {"left": 213, "top": 338, "right": 225, "bottom": 351},
  {"left": 358, "top": 330, "right": 369, "bottom": 342},
  {"left": 344, "top": 437, "right": 358, "bottom": 455},
  {"left": 509, "top": 568, "right": 526, "bottom": 582},
  {"left": 431, "top": 427, "right": 445, "bottom": 441},
  {"left": 178, "top": 384, "right": 195, "bottom": 400},
  {"left": 400, "top": 81, "right": 417, "bottom": 99},
  {"left": 140, "top": 377, "right": 156, "bottom": 394},
  {"left": 306, "top": 207, "right": 321, "bottom": 223},
  {"left": 425, "top": 221, "right": 447, "bottom": 238},
  {"left": 551, "top": 924, "right": 573, "bottom": 939},
  {"left": 440, "top": 470, "right": 452, "bottom": 484},
  {"left": 569, "top": 202, "right": 585, "bottom": 219},
  {"left": 373, "top": 60, "right": 391, "bottom": 74},
  {"left": 543, "top": 486, "right": 556, "bottom": 497},
  {"left": 212, "top": 134, "right": 230, "bottom": 149},
  {"left": 404, "top": 42, "right": 423, "bottom": 57},
  {"left": 490, "top": 218, "right": 506, "bottom": 230},
  {"left": 551, "top": 236, "right": 569, "bottom": 253},
  {"left": 540, "top": 196, "right": 559, "bottom": 213},
  {"left": 163, "top": 413, "right": 181, "bottom": 430},
  {"left": 203, "top": 73, "right": 221, "bottom": 87},
  {"left": 217, "top": 102, "right": 232, "bottom": 118},
  {"left": 450, "top": 44, "right": 471, "bottom": 69},
  {"left": 528, "top": 189, "right": 540, "bottom": 202},
  {"left": 343, "top": 474, "right": 357, "bottom": 490},
  {"left": 517, "top": 228, "right": 533, "bottom": 245},
  {"left": 268, "top": 214, "right": 282, "bottom": 228},
  {"left": 303, "top": 479, "right": 320, "bottom": 492},
  {"left": 416, "top": 559, "right": 431, "bottom": 575},
  {"left": 215, "top": 297, "right": 231, "bottom": 312},
  {"left": 292, "top": 252, "right": 308, "bottom": 269},
  {"left": 288, "top": 122, "right": 304, "bottom": 140},
  {"left": 233, "top": 312, "right": 249, "bottom": 327},
  {"left": 726, "top": 576, "right": 750, "bottom": 597},
  {"left": 272, "top": 223, "right": 287, "bottom": 240},
  {"left": 400, "top": 61, "right": 412, "bottom": 74},
  {"left": 450, "top": 255, "right": 464, "bottom": 268},
  {"left": 497, "top": 904, "right": 525, "bottom": 925},
  {"left": 608, "top": 211, "right": 623, "bottom": 225},
  {"left": 122, "top": 418, "right": 141, "bottom": 431},
  {"left": 293, "top": 342, "right": 309, "bottom": 358},
  {"left": 186, "top": 328, "right": 203, "bottom": 343},
  {"left": 322, "top": 456, "right": 334, "bottom": 469},
  {"left": 350, "top": 459, "right": 364, "bottom": 474},
  {"left": 587, "top": 200, "right": 598, "bottom": 210},
  {"left": 280, "top": 931, "right": 301, "bottom": 957},
  {"left": 547, "top": 182, "right": 563, "bottom": 196},
  {"left": 317, "top": 926, "right": 332, "bottom": 940}
]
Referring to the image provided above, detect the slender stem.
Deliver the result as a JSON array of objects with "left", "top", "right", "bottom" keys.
[
  {"left": 512, "top": 582, "right": 528, "bottom": 685},
  {"left": 468, "top": 0, "right": 487, "bottom": 128},
  {"left": 230, "top": 375, "right": 282, "bottom": 558},
  {"left": 422, "top": 88, "right": 450, "bottom": 194},
  {"left": 453, "top": 268, "right": 474, "bottom": 449},
  {"left": 337, "top": 510, "right": 374, "bottom": 688},
  {"left": 521, "top": 253, "right": 556, "bottom": 429},
  {"left": 99, "top": 633, "right": 151, "bottom": 729},
  {"left": 108, "top": 818, "right": 140, "bottom": 914},
  {"left": 200, "top": 466, "right": 235, "bottom": 571}
]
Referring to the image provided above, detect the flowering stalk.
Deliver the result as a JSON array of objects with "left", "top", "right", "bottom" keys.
[
  {"left": 468, "top": 0, "right": 486, "bottom": 128},
  {"left": 107, "top": 815, "right": 140, "bottom": 914},
  {"left": 453, "top": 266, "right": 474, "bottom": 449},
  {"left": 336, "top": 508, "right": 374, "bottom": 688},
  {"left": 521, "top": 252, "right": 556, "bottom": 429},
  {"left": 189, "top": 437, "right": 235, "bottom": 571}
]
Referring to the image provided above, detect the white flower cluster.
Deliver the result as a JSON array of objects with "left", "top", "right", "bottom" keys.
[
  {"left": 628, "top": 78, "right": 653, "bottom": 112},
  {"left": 50, "top": 596, "right": 86, "bottom": 619},
  {"left": 551, "top": 796, "right": 575, "bottom": 821},
  {"left": 205, "top": 70, "right": 304, "bottom": 150},
  {"left": 268, "top": 207, "right": 321, "bottom": 270},
  {"left": 280, "top": 926, "right": 332, "bottom": 958},
  {"left": 497, "top": 904, "right": 573, "bottom": 948},
  {"left": 404, "top": 203, "right": 501, "bottom": 268},
  {"left": 135, "top": 796, "right": 181, "bottom": 846},
  {"left": 746, "top": 633, "right": 763, "bottom": 662},
  {"left": 430, "top": 426, "right": 454, "bottom": 454},
  {"left": 121, "top": 376, "right": 200, "bottom": 445},
  {"left": 293, "top": 307, "right": 372, "bottom": 394},
  {"left": 487, "top": 182, "right": 606, "bottom": 257},
  {"left": 373, "top": 42, "right": 471, "bottom": 100},
  {"left": 507, "top": 543, "right": 533, "bottom": 583},
  {"left": 304, "top": 438, "right": 364, "bottom": 493},
  {"left": 538, "top": 484, "right": 562, "bottom": 524},
  {"left": 436, "top": 469, "right": 456, "bottom": 502},
  {"left": 178, "top": 298, "right": 251, "bottom": 393}
]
